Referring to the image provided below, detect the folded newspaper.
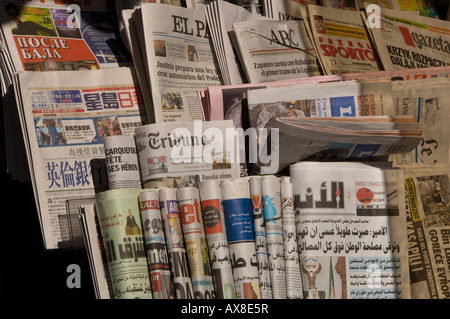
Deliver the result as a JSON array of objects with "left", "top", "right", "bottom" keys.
[
  {"left": 290, "top": 161, "right": 411, "bottom": 299},
  {"left": 403, "top": 166, "right": 450, "bottom": 299},
  {"left": 13, "top": 67, "right": 147, "bottom": 249},
  {"left": 231, "top": 19, "right": 322, "bottom": 83},
  {"left": 245, "top": 79, "right": 427, "bottom": 173},
  {"left": 366, "top": 6, "right": 450, "bottom": 70},
  {"left": 306, "top": 4, "right": 383, "bottom": 74}
]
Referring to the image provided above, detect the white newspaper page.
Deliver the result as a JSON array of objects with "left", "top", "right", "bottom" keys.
[
  {"left": 232, "top": 19, "right": 321, "bottom": 83},
  {"left": 391, "top": 78, "right": 450, "bottom": 167},
  {"left": 404, "top": 167, "right": 450, "bottom": 299},
  {"left": 17, "top": 67, "right": 147, "bottom": 249},
  {"left": 140, "top": 3, "right": 222, "bottom": 123},
  {"left": 291, "top": 162, "right": 411, "bottom": 299},
  {"left": 264, "top": 0, "right": 321, "bottom": 20},
  {"left": 368, "top": 6, "right": 450, "bottom": 70},
  {"left": 307, "top": 4, "right": 382, "bottom": 74}
]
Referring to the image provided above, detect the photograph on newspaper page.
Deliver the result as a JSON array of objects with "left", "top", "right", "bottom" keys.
[
  {"left": 291, "top": 162, "right": 411, "bottom": 299},
  {"left": 16, "top": 68, "right": 147, "bottom": 249}
]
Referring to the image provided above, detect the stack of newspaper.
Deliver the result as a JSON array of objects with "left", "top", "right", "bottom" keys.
[
  {"left": 0, "top": 0, "right": 134, "bottom": 182},
  {"left": 121, "top": 3, "right": 224, "bottom": 123},
  {"left": 0, "top": 0, "right": 132, "bottom": 91}
]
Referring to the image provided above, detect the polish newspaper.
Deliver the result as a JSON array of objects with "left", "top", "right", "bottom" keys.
[
  {"left": 403, "top": 166, "right": 450, "bottom": 299},
  {"left": 367, "top": 6, "right": 450, "bottom": 70},
  {"left": 290, "top": 161, "right": 411, "bottom": 299},
  {"left": 306, "top": 4, "right": 383, "bottom": 74},
  {"left": 13, "top": 67, "right": 147, "bottom": 249}
]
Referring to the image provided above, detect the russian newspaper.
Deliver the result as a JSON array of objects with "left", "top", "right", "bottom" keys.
[
  {"left": 291, "top": 162, "right": 411, "bottom": 299},
  {"left": 367, "top": 6, "right": 450, "bottom": 70},
  {"left": 14, "top": 67, "right": 147, "bottom": 249},
  {"left": 0, "top": 0, "right": 131, "bottom": 78},
  {"left": 306, "top": 4, "right": 382, "bottom": 74},
  {"left": 403, "top": 166, "right": 450, "bottom": 299},
  {"left": 134, "top": 120, "right": 240, "bottom": 189},
  {"left": 231, "top": 19, "right": 322, "bottom": 83},
  {"left": 133, "top": 3, "right": 222, "bottom": 123}
]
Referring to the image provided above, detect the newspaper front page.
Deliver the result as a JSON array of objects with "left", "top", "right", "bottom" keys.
[
  {"left": 232, "top": 19, "right": 322, "bottom": 83},
  {"left": 139, "top": 3, "right": 222, "bottom": 123},
  {"left": 291, "top": 162, "right": 411, "bottom": 299},
  {"left": 0, "top": 0, "right": 131, "bottom": 74},
  {"left": 403, "top": 167, "right": 450, "bottom": 299},
  {"left": 368, "top": 6, "right": 450, "bottom": 70},
  {"left": 15, "top": 67, "right": 147, "bottom": 249},
  {"left": 307, "top": 4, "right": 382, "bottom": 74}
]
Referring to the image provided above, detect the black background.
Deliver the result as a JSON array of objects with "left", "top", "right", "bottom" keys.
[{"left": 0, "top": 93, "right": 95, "bottom": 300}]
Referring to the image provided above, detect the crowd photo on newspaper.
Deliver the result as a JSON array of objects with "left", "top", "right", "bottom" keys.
[{"left": 1, "top": 0, "right": 450, "bottom": 300}]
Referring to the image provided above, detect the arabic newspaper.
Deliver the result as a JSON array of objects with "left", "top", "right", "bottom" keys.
[
  {"left": 198, "top": 179, "right": 236, "bottom": 299},
  {"left": 231, "top": 19, "right": 322, "bottom": 83},
  {"left": 367, "top": 6, "right": 450, "bottom": 70},
  {"left": 95, "top": 188, "right": 153, "bottom": 299},
  {"left": 136, "top": 3, "right": 222, "bottom": 122},
  {"left": 14, "top": 67, "right": 147, "bottom": 249},
  {"left": 306, "top": 4, "right": 383, "bottom": 74},
  {"left": 221, "top": 178, "right": 262, "bottom": 299},
  {"left": 403, "top": 167, "right": 450, "bottom": 299},
  {"left": 249, "top": 176, "right": 272, "bottom": 298},
  {"left": 134, "top": 120, "right": 240, "bottom": 189},
  {"left": 280, "top": 176, "right": 304, "bottom": 299},
  {"left": 261, "top": 175, "right": 287, "bottom": 298},
  {"left": 290, "top": 162, "right": 411, "bottom": 299}
]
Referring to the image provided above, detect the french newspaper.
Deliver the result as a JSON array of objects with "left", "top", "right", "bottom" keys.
[
  {"left": 232, "top": 19, "right": 322, "bottom": 83},
  {"left": 134, "top": 120, "right": 240, "bottom": 189},
  {"left": 15, "top": 67, "right": 147, "bottom": 249},
  {"left": 138, "top": 3, "right": 222, "bottom": 123},
  {"left": 306, "top": 4, "right": 382, "bottom": 74},
  {"left": 291, "top": 162, "right": 411, "bottom": 299},
  {"left": 367, "top": 6, "right": 450, "bottom": 70},
  {"left": 403, "top": 167, "right": 450, "bottom": 299}
]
